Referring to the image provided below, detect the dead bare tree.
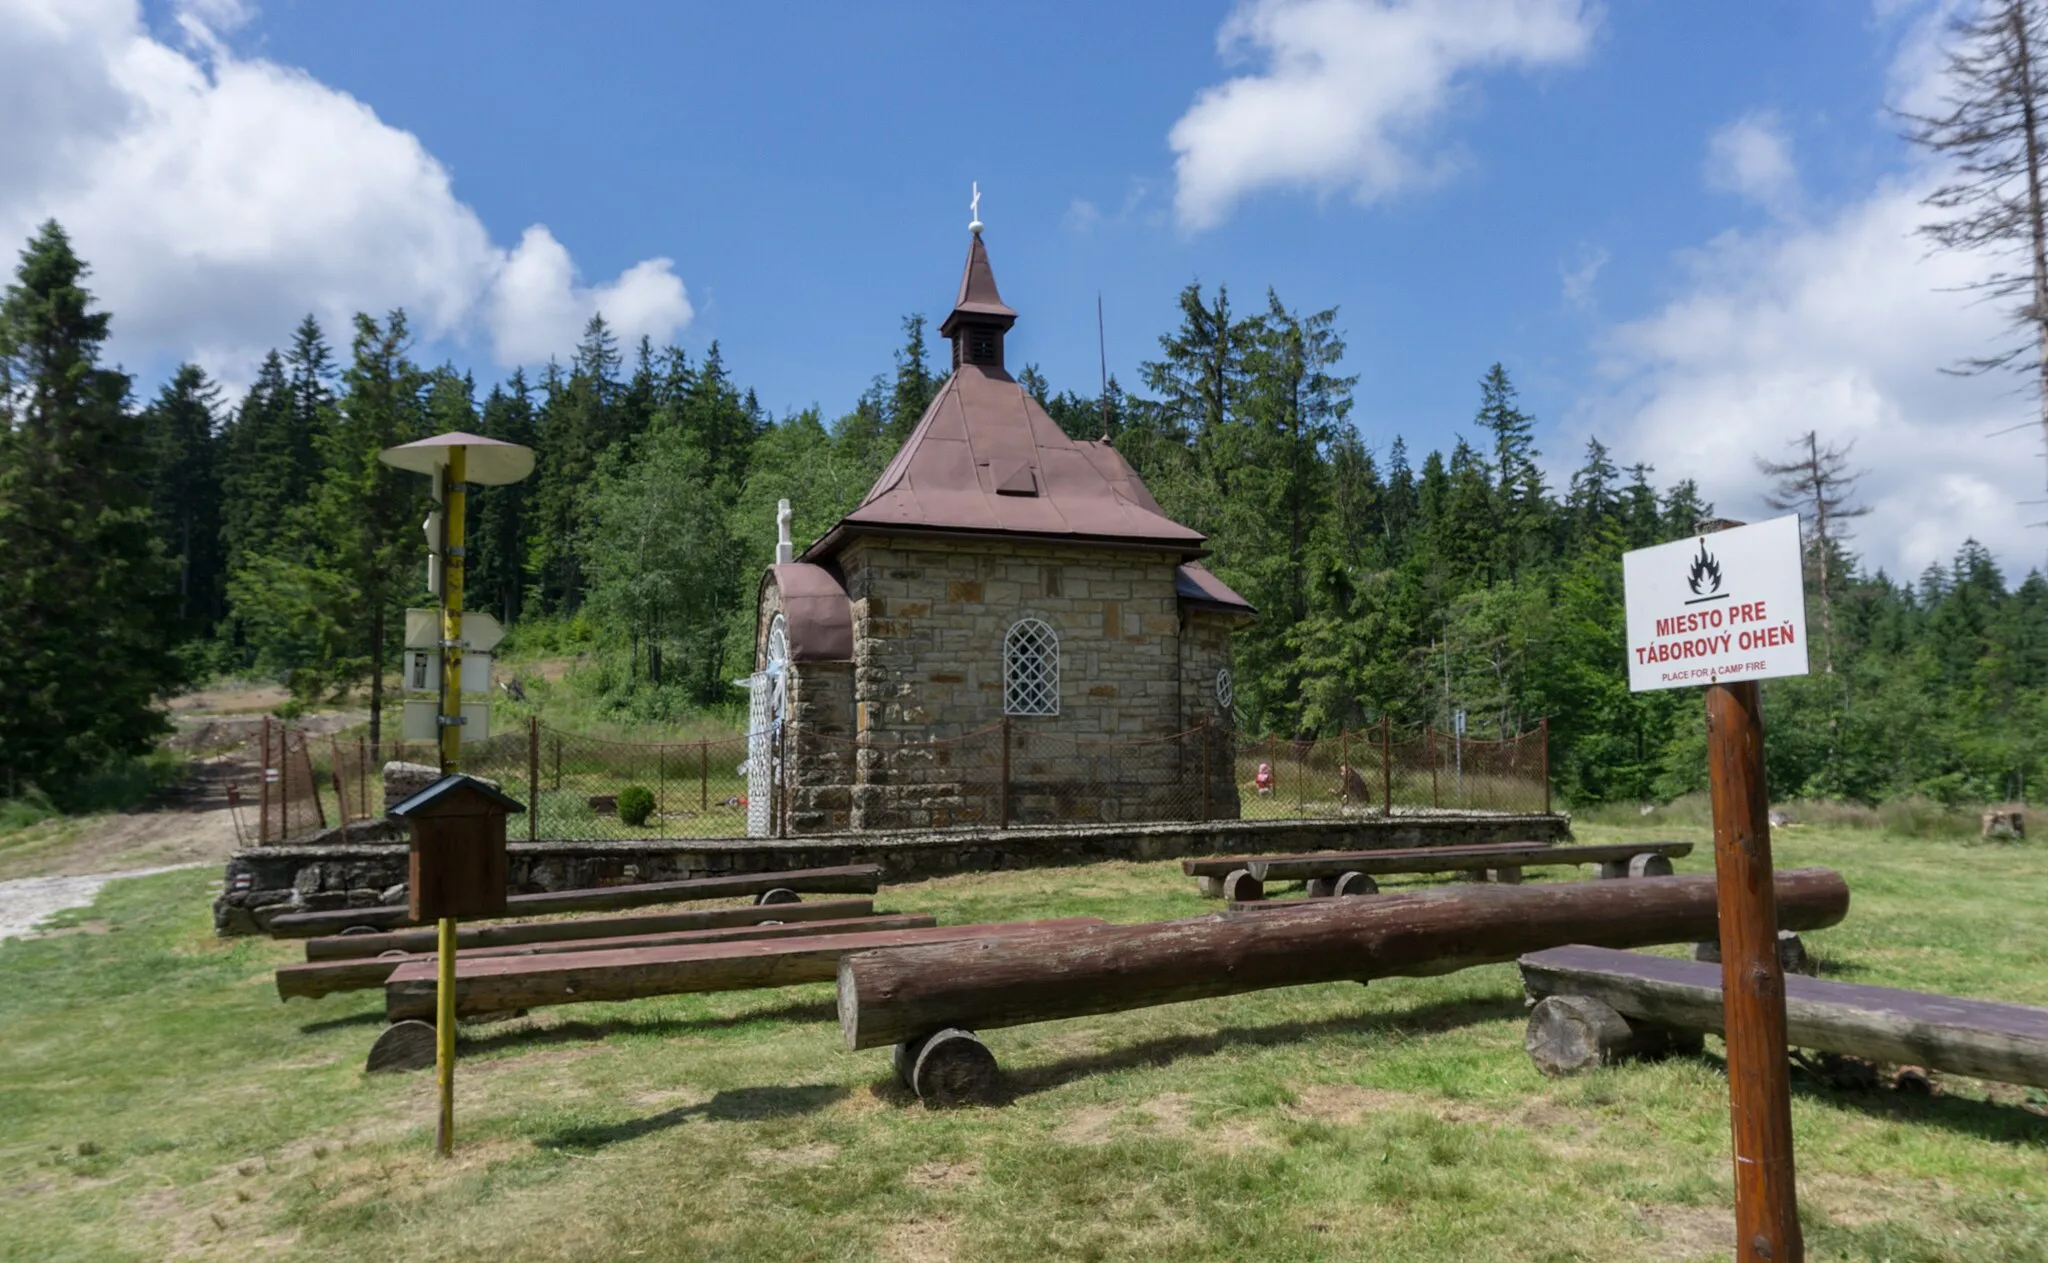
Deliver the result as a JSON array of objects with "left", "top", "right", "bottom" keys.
[
  {"left": 1756, "top": 432, "right": 1870, "bottom": 677},
  {"left": 1900, "top": 0, "right": 2048, "bottom": 558}
]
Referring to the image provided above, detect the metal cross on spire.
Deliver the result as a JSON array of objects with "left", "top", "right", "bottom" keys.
[{"left": 969, "top": 181, "right": 983, "bottom": 235}]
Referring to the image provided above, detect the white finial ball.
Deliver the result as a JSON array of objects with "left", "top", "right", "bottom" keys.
[{"left": 970, "top": 218, "right": 984, "bottom": 235}]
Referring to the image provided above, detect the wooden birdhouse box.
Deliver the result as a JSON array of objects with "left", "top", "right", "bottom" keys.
[{"left": 388, "top": 774, "right": 524, "bottom": 921}]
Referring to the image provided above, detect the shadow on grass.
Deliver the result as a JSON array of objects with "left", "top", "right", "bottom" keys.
[
  {"left": 1678, "top": 1049, "right": 2048, "bottom": 1146},
  {"left": 962, "top": 992, "right": 1528, "bottom": 1103},
  {"left": 299, "top": 1010, "right": 386, "bottom": 1034},
  {"left": 538, "top": 1082, "right": 849, "bottom": 1150},
  {"left": 456, "top": 999, "right": 837, "bottom": 1056}
]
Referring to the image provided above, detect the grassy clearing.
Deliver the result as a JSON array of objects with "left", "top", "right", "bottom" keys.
[{"left": 2, "top": 822, "right": 2045, "bottom": 1261}]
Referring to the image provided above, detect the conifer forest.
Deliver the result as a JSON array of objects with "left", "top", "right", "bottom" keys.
[{"left": 3, "top": 219, "right": 2043, "bottom": 809}]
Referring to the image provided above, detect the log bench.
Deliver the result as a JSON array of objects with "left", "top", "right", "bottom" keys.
[
  {"left": 264, "top": 864, "right": 885, "bottom": 937},
  {"left": 1518, "top": 945, "right": 2048, "bottom": 1088},
  {"left": 383, "top": 916, "right": 1105, "bottom": 1023},
  {"left": 1187, "top": 841, "right": 1692, "bottom": 902},
  {"left": 839, "top": 869, "right": 1851, "bottom": 1106},
  {"left": 278, "top": 912, "right": 937, "bottom": 1001},
  {"left": 301, "top": 897, "right": 878, "bottom": 961}
]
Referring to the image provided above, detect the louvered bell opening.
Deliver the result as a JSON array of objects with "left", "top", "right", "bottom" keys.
[{"left": 968, "top": 329, "right": 1001, "bottom": 366}]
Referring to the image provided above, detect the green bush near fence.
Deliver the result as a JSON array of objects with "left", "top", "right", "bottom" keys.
[{"left": 616, "top": 785, "right": 655, "bottom": 826}]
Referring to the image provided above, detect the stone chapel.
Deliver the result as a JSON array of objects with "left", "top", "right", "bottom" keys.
[{"left": 748, "top": 223, "right": 1254, "bottom": 835}]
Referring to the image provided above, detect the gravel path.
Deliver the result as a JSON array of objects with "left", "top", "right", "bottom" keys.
[{"left": 0, "top": 864, "right": 202, "bottom": 941}]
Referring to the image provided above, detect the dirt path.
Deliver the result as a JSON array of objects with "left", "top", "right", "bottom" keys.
[{"left": 0, "top": 864, "right": 204, "bottom": 941}]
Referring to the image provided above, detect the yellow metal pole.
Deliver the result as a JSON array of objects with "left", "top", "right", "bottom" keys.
[{"left": 435, "top": 444, "right": 465, "bottom": 1158}]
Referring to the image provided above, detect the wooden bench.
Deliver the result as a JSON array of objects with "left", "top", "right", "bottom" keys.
[
  {"left": 383, "top": 916, "right": 1106, "bottom": 1023},
  {"left": 1188, "top": 842, "right": 1692, "bottom": 902},
  {"left": 277, "top": 912, "right": 937, "bottom": 1001},
  {"left": 302, "top": 897, "right": 877, "bottom": 961},
  {"left": 263, "top": 864, "right": 885, "bottom": 937},
  {"left": 1518, "top": 945, "right": 2048, "bottom": 1088}
]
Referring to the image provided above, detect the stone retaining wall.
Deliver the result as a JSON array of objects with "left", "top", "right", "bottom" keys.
[{"left": 212, "top": 810, "right": 1569, "bottom": 935}]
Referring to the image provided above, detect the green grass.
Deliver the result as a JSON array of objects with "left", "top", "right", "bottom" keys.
[{"left": 3, "top": 823, "right": 2046, "bottom": 1261}]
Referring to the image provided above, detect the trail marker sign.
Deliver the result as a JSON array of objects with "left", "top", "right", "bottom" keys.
[{"left": 1622, "top": 515, "right": 1809, "bottom": 693}]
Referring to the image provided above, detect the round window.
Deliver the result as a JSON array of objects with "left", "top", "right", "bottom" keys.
[{"left": 1214, "top": 667, "right": 1234, "bottom": 712}]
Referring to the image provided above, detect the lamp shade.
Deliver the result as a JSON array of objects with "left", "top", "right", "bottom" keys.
[{"left": 378, "top": 432, "right": 535, "bottom": 485}]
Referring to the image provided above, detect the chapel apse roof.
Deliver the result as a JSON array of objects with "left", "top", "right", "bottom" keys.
[{"left": 802, "top": 232, "right": 1208, "bottom": 560}]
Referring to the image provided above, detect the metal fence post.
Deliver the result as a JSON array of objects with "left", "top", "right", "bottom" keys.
[
  {"left": 1199, "top": 721, "right": 1211, "bottom": 822},
  {"left": 552, "top": 733, "right": 561, "bottom": 792},
  {"left": 1429, "top": 726, "right": 1440, "bottom": 808},
  {"left": 699, "top": 739, "right": 708, "bottom": 814},
  {"left": 1340, "top": 728, "right": 1350, "bottom": 803},
  {"left": 999, "top": 716, "right": 1012, "bottom": 829},
  {"left": 1380, "top": 716, "right": 1392, "bottom": 813},
  {"left": 528, "top": 716, "right": 540, "bottom": 842},
  {"left": 259, "top": 716, "right": 271, "bottom": 844},
  {"left": 1539, "top": 717, "right": 1551, "bottom": 815}
]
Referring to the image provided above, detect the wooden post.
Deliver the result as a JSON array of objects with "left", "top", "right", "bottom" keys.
[
  {"left": 1199, "top": 720, "right": 1211, "bottom": 822},
  {"left": 1540, "top": 717, "right": 1552, "bottom": 815},
  {"left": 1706, "top": 679, "right": 1802, "bottom": 1262},
  {"left": 359, "top": 736, "right": 367, "bottom": 826},
  {"left": 699, "top": 739, "right": 708, "bottom": 813},
  {"left": 259, "top": 716, "right": 271, "bottom": 843},
  {"left": 434, "top": 913, "right": 456, "bottom": 1155},
  {"left": 527, "top": 716, "right": 540, "bottom": 843},
  {"left": 1380, "top": 716, "right": 1393, "bottom": 813},
  {"left": 999, "top": 717, "right": 1012, "bottom": 828},
  {"left": 1340, "top": 728, "right": 1350, "bottom": 803},
  {"left": 553, "top": 734, "right": 561, "bottom": 792},
  {"left": 1429, "top": 726, "right": 1440, "bottom": 808}
]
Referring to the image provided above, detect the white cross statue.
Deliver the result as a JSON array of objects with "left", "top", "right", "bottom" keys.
[
  {"left": 969, "top": 182, "right": 983, "bottom": 234},
  {"left": 775, "top": 498, "right": 794, "bottom": 565}
]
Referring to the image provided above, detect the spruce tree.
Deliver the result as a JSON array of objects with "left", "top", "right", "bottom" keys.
[
  {"left": 0, "top": 221, "right": 182, "bottom": 797},
  {"left": 139, "top": 363, "right": 227, "bottom": 640}
]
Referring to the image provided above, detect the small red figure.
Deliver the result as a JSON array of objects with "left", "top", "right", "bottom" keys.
[{"left": 1253, "top": 762, "right": 1275, "bottom": 795}]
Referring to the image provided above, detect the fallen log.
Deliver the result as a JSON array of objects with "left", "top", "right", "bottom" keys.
[
  {"left": 1183, "top": 841, "right": 1541, "bottom": 881},
  {"left": 1243, "top": 841, "right": 1690, "bottom": 882},
  {"left": 1519, "top": 945, "right": 2048, "bottom": 1088},
  {"left": 837, "top": 868, "right": 1849, "bottom": 1050},
  {"left": 264, "top": 864, "right": 884, "bottom": 937},
  {"left": 303, "top": 898, "right": 877, "bottom": 961},
  {"left": 386, "top": 917, "right": 1105, "bottom": 1022},
  {"left": 279, "top": 913, "right": 937, "bottom": 1001}
]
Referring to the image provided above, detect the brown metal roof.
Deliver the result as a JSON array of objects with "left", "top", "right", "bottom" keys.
[
  {"left": 804, "top": 364, "right": 1208, "bottom": 557},
  {"left": 764, "top": 564, "right": 854, "bottom": 662},
  {"left": 1175, "top": 562, "right": 1255, "bottom": 615}
]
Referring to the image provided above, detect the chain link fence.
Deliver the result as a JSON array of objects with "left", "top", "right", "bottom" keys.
[{"left": 269, "top": 716, "right": 1551, "bottom": 843}]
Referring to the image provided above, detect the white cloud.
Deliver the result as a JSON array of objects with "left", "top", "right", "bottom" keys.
[
  {"left": 1704, "top": 111, "right": 1800, "bottom": 214},
  {"left": 0, "top": 0, "right": 691, "bottom": 381},
  {"left": 1581, "top": 177, "right": 2044, "bottom": 581},
  {"left": 1560, "top": 244, "right": 1608, "bottom": 312},
  {"left": 1063, "top": 198, "right": 1103, "bottom": 235},
  {"left": 1168, "top": 0, "right": 1596, "bottom": 231}
]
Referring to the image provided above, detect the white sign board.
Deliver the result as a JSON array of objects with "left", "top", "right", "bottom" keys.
[
  {"left": 404, "top": 608, "right": 505, "bottom": 653},
  {"left": 403, "top": 648, "right": 493, "bottom": 697},
  {"left": 1623, "top": 515, "right": 1809, "bottom": 693},
  {"left": 401, "top": 699, "right": 493, "bottom": 743}
]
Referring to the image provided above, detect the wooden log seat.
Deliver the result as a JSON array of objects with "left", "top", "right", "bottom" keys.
[
  {"left": 264, "top": 864, "right": 885, "bottom": 937},
  {"left": 383, "top": 916, "right": 1105, "bottom": 1023},
  {"left": 302, "top": 898, "right": 877, "bottom": 961},
  {"left": 1518, "top": 945, "right": 2048, "bottom": 1088},
  {"left": 278, "top": 912, "right": 936, "bottom": 1001},
  {"left": 839, "top": 868, "right": 1850, "bottom": 1052},
  {"left": 1187, "top": 841, "right": 1692, "bottom": 901}
]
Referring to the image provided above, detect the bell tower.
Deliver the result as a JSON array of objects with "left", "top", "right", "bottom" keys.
[{"left": 938, "top": 189, "right": 1017, "bottom": 371}]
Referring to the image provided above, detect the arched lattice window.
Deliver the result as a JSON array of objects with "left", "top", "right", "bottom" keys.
[{"left": 1004, "top": 618, "right": 1060, "bottom": 716}]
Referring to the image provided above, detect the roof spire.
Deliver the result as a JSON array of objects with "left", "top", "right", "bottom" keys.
[{"left": 969, "top": 181, "right": 984, "bottom": 235}]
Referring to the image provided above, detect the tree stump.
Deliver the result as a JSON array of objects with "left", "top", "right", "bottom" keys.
[
  {"left": 1693, "top": 931, "right": 1811, "bottom": 975},
  {"left": 1982, "top": 810, "right": 2025, "bottom": 841},
  {"left": 755, "top": 888, "right": 802, "bottom": 906},
  {"left": 1333, "top": 871, "right": 1378, "bottom": 897},
  {"left": 365, "top": 1020, "right": 437, "bottom": 1074},
  {"left": 909, "top": 1029, "right": 999, "bottom": 1107},
  {"left": 1486, "top": 866, "right": 1523, "bottom": 885},
  {"left": 1596, "top": 860, "right": 1627, "bottom": 879},
  {"left": 1628, "top": 853, "right": 1674, "bottom": 878},
  {"left": 1221, "top": 870, "right": 1263, "bottom": 903},
  {"left": 1525, "top": 995, "right": 1701, "bottom": 1076},
  {"left": 1305, "top": 877, "right": 1338, "bottom": 898},
  {"left": 1196, "top": 875, "right": 1227, "bottom": 899}
]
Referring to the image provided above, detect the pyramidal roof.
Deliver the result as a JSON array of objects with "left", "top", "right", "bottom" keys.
[{"left": 803, "top": 232, "right": 1218, "bottom": 563}]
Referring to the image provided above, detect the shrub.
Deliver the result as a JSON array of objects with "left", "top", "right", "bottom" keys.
[{"left": 617, "top": 785, "right": 656, "bottom": 827}]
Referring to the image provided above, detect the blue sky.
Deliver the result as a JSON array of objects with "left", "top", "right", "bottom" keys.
[{"left": 4, "top": 0, "right": 2042, "bottom": 579}]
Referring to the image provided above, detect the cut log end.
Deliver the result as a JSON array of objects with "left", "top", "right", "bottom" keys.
[
  {"left": 338, "top": 925, "right": 381, "bottom": 937},
  {"left": 1692, "top": 931, "right": 1812, "bottom": 976},
  {"left": 755, "top": 888, "right": 802, "bottom": 906},
  {"left": 1525, "top": 995, "right": 1703, "bottom": 1077},
  {"left": 1221, "top": 870, "right": 1264, "bottom": 903},
  {"left": 1628, "top": 853, "right": 1675, "bottom": 878},
  {"left": 1333, "top": 871, "right": 1378, "bottom": 897},
  {"left": 1196, "top": 875, "right": 1227, "bottom": 899},
  {"left": 910, "top": 1029, "right": 999, "bottom": 1107},
  {"left": 365, "top": 1019, "right": 437, "bottom": 1074},
  {"left": 1304, "top": 877, "right": 1338, "bottom": 899},
  {"left": 837, "top": 957, "right": 862, "bottom": 1050}
]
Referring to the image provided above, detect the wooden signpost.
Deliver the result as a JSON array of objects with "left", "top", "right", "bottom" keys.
[
  {"left": 379, "top": 432, "right": 534, "bottom": 1157},
  {"left": 1623, "top": 514, "right": 1810, "bottom": 1262}
]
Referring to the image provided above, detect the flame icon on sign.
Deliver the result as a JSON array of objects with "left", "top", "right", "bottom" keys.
[{"left": 1687, "top": 540, "right": 1723, "bottom": 597}]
